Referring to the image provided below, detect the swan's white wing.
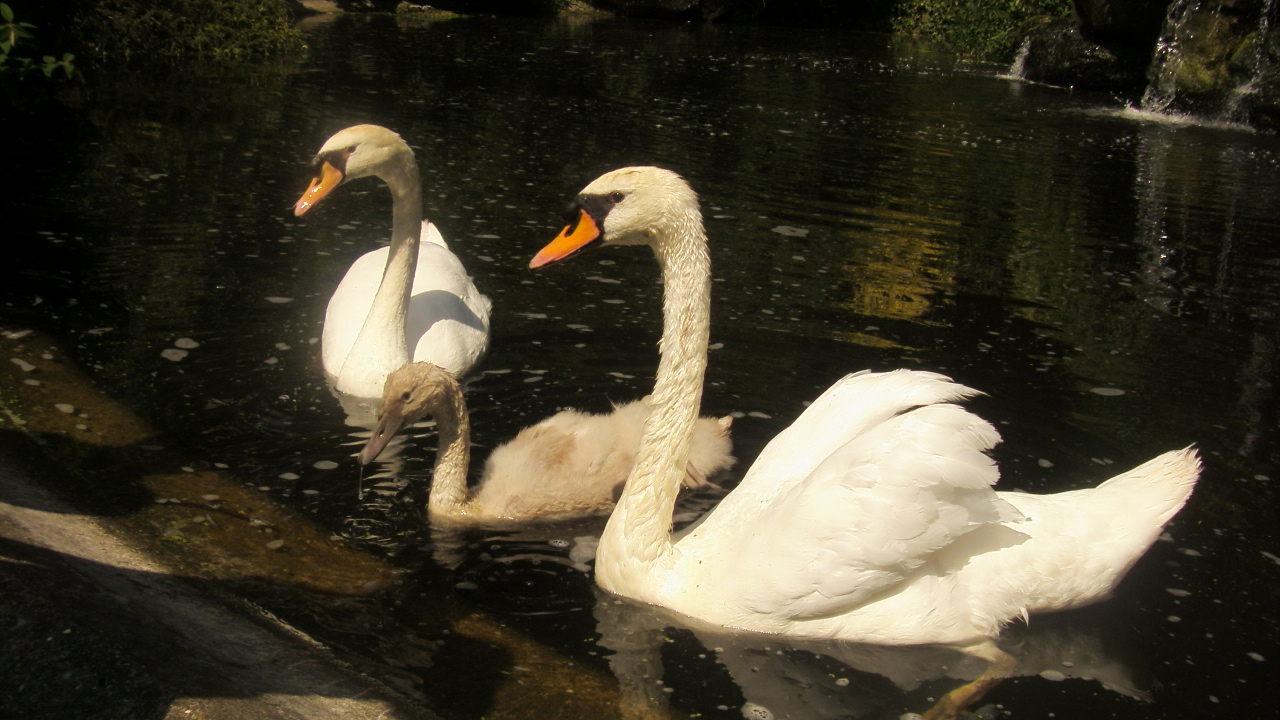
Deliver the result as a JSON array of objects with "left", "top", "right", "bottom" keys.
[
  {"left": 421, "top": 219, "right": 449, "bottom": 249},
  {"left": 405, "top": 223, "right": 492, "bottom": 376},
  {"left": 722, "top": 401, "right": 1019, "bottom": 622},
  {"left": 677, "top": 371, "right": 1019, "bottom": 622},
  {"left": 685, "top": 370, "right": 982, "bottom": 535}
]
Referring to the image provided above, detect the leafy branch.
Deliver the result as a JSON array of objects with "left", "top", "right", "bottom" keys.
[{"left": 1, "top": 2, "right": 77, "bottom": 79}]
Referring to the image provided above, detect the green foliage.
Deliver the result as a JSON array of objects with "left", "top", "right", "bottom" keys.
[
  {"left": 69, "top": 0, "right": 305, "bottom": 64},
  {"left": 893, "top": 0, "right": 1072, "bottom": 61},
  {"left": 1, "top": 1, "right": 77, "bottom": 78}
]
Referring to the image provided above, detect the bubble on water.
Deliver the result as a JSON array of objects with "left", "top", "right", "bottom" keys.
[
  {"left": 23, "top": 379, "right": 40, "bottom": 386},
  {"left": 742, "top": 702, "right": 774, "bottom": 720},
  {"left": 303, "top": 489, "right": 319, "bottom": 495},
  {"left": 548, "top": 539, "right": 570, "bottom": 548},
  {"left": 275, "top": 343, "right": 291, "bottom": 351},
  {"left": 748, "top": 411, "right": 771, "bottom": 419},
  {"left": 1248, "top": 652, "right": 1266, "bottom": 662},
  {"left": 267, "top": 539, "right": 285, "bottom": 550},
  {"left": 1039, "top": 669, "right": 1067, "bottom": 681},
  {"left": 1168, "top": 615, "right": 1182, "bottom": 622},
  {"left": 834, "top": 677, "right": 849, "bottom": 687},
  {"left": 771, "top": 225, "right": 808, "bottom": 237},
  {"left": 1263, "top": 551, "right": 1280, "bottom": 566},
  {"left": 265, "top": 297, "right": 294, "bottom": 304},
  {"left": 10, "top": 358, "right": 36, "bottom": 371},
  {"left": 1089, "top": 387, "right": 1126, "bottom": 396},
  {"left": 1166, "top": 588, "right": 1191, "bottom": 597},
  {"left": 161, "top": 348, "right": 188, "bottom": 362},
  {"left": 279, "top": 472, "right": 300, "bottom": 480},
  {"left": 174, "top": 338, "right": 200, "bottom": 349},
  {"left": 55, "top": 403, "right": 75, "bottom": 414},
  {"left": 313, "top": 460, "right": 339, "bottom": 470}
]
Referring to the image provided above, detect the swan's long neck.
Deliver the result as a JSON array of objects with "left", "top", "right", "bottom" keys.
[
  {"left": 336, "top": 155, "right": 423, "bottom": 396},
  {"left": 597, "top": 208, "right": 711, "bottom": 585},
  {"left": 426, "top": 390, "right": 474, "bottom": 520}
]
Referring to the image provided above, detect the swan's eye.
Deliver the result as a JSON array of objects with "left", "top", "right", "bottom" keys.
[
  {"left": 346, "top": 145, "right": 358, "bottom": 155},
  {"left": 608, "top": 192, "right": 625, "bottom": 204}
]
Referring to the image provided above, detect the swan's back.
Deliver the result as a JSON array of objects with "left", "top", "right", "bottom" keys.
[
  {"left": 981, "top": 447, "right": 1200, "bottom": 616},
  {"left": 660, "top": 371, "right": 1199, "bottom": 643},
  {"left": 475, "top": 399, "right": 735, "bottom": 521}
]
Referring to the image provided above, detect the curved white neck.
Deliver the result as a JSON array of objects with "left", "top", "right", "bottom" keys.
[
  {"left": 335, "top": 157, "right": 424, "bottom": 396},
  {"left": 597, "top": 209, "right": 711, "bottom": 584}
]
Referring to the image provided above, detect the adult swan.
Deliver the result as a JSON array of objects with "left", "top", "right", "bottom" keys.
[
  {"left": 530, "top": 167, "right": 1199, "bottom": 711},
  {"left": 294, "top": 125, "right": 491, "bottom": 398}
]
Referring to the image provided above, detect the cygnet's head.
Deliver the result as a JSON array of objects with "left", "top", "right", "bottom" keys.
[
  {"left": 530, "top": 166, "right": 700, "bottom": 269},
  {"left": 294, "top": 124, "right": 415, "bottom": 217},
  {"left": 358, "top": 362, "right": 460, "bottom": 466}
]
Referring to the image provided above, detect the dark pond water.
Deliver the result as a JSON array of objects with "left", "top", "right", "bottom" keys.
[{"left": 5, "top": 11, "right": 1278, "bottom": 720}]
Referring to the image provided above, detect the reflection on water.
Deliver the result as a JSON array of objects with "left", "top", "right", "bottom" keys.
[
  {"left": 4, "top": 11, "right": 1278, "bottom": 720},
  {"left": 595, "top": 591, "right": 1157, "bottom": 719}
]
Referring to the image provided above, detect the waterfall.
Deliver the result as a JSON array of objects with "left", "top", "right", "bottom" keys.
[
  {"left": 1005, "top": 36, "right": 1033, "bottom": 80},
  {"left": 1140, "top": 0, "right": 1198, "bottom": 114},
  {"left": 1140, "top": 0, "right": 1276, "bottom": 125}
]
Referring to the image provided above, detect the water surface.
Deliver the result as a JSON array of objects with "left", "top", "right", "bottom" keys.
[{"left": 4, "top": 12, "right": 1277, "bottom": 720}]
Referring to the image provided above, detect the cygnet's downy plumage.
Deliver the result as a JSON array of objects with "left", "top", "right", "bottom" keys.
[{"left": 359, "top": 361, "right": 735, "bottom": 524}]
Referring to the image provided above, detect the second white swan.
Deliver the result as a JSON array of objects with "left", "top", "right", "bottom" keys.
[{"left": 294, "top": 124, "right": 491, "bottom": 398}]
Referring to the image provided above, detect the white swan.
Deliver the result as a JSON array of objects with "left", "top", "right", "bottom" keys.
[
  {"left": 294, "top": 125, "right": 491, "bottom": 398},
  {"left": 357, "top": 361, "right": 735, "bottom": 525},
  {"left": 529, "top": 166, "right": 1201, "bottom": 650}
]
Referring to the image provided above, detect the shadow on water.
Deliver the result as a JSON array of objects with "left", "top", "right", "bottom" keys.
[{"left": 3, "top": 10, "right": 1278, "bottom": 720}]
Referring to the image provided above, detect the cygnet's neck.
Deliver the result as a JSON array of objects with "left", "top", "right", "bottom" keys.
[{"left": 424, "top": 388, "right": 474, "bottom": 520}]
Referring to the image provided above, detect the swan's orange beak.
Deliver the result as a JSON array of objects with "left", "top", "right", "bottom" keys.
[
  {"left": 293, "top": 160, "right": 345, "bottom": 217},
  {"left": 530, "top": 209, "right": 601, "bottom": 269}
]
